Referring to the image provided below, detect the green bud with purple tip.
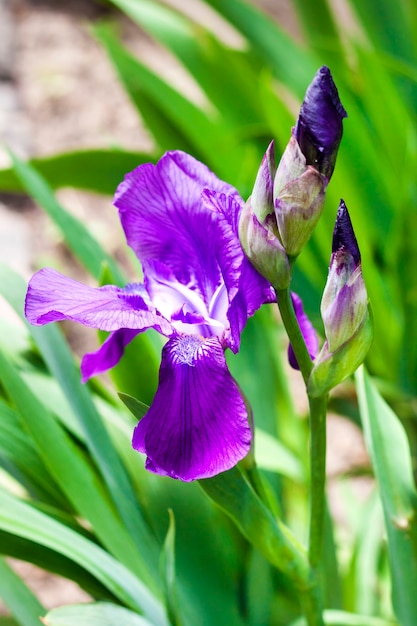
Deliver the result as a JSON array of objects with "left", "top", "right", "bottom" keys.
[
  {"left": 274, "top": 66, "right": 347, "bottom": 258},
  {"left": 239, "top": 141, "right": 290, "bottom": 288},
  {"left": 240, "top": 67, "right": 346, "bottom": 286},
  {"left": 308, "top": 201, "right": 373, "bottom": 397}
]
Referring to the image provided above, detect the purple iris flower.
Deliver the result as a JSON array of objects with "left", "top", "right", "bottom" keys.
[{"left": 25, "top": 151, "right": 275, "bottom": 481}]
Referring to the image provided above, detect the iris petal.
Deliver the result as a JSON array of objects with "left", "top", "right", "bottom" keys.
[
  {"left": 132, "top": 334, "right": 252, "bottom": 481},
  {"left": 115, "top": 151, "right": 241, "bottom": 304},
  {"left": 81, "top": 328, "right": 140, "bottom": 382},
  {"left": 25, "top": 268, "right": 172, "bottom": 335},
  {"left": 201, "top": 189, "right": 276, "bottom": 351}
]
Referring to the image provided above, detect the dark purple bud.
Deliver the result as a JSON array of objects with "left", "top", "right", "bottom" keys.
[
  {"left": 294, "top": 66, "right": 347, "bottom": 180},
  {"left": 332, "top": 199, "right": 361, "bottom": 266}
]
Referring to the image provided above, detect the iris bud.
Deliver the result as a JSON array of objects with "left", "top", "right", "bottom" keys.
[
  {"left": 308, "top": 201, "right": 373, "bottom": 397},
  {"left": 239, "top": 141, "right": 290, "bottom": 289},
  {"left": 274, "top": 66, "right": 347, "bottom": 258},
  {"left": 294, "top": 65, "right": 347, "bottom": 180}
]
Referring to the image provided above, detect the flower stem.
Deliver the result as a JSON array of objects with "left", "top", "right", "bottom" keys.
[
  {"left": 275, "top": 288, "right": 313, "bottom": 384},
  {"left": 307, "top": 394, "right": 328, "bottom": 570},
  {"left": 300, "top": 583, "right": 325, "bottom": 626},
  {"left": 275, "top": 287, "right": 328, "bottom": 625}
]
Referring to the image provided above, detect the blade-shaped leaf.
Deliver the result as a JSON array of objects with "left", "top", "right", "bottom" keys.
[
  {"left": 8, "top": 150, "right": 125, "bottom": 285},
  {"left": 200, "top": 466, "right": 310, "bottom": 586},
  {"left": 204, "top": 0, "right": 317, "bottom": 95},
  {"left": 0, "top": 488, "right": 167, "bottom": 625},
  {"left": 160, "top": 510, "right": 180, "bottom": 626},
  {"left": 0, "top": 556, "right": 45, "bottom": 626},
  {"left": 289, "top": 609, "right": 397, "bottom": 625},
  {"left": 0, "top": 149, "right": 152, "bottom": 195},
  {"left": 43, "top": 602, "right": 155, "bottom": 626},
  {"left": 0, "top": 263, "right": 160, "bottom": 583},
  {"left": 356, "top": 367, "right": 417, "bottom": 626},
  {"left": 0, "top": 347, "right": 159, "bottom": 589}
]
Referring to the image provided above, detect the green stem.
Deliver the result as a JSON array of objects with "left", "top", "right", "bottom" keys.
[
  {"left": 275, "top": 287, "right": 328, "bottom": 625},
  {"left": 275, "top": 288, "right": 313, "bottom": 384},
  {"left": 307, "top": 395, "right": 328, "bottom": 570},
  {"left": 300, "top": 583, "right": 325, "bottom": 626}
]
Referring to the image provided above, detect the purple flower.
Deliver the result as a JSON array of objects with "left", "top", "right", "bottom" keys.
[
  {"left": 25, "top": 151, "right": 275, "bottom": 481},
  {"left": 294, "top": 65, "right": 347, "bottom": 180}
]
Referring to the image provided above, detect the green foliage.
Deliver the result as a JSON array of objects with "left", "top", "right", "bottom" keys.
[{"left": 0, "top": 0, "right": 416, "bottom": 624}]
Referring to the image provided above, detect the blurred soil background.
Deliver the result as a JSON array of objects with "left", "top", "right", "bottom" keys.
[{"left": 0, "top": 0, "right": 371, "bottom": 615}]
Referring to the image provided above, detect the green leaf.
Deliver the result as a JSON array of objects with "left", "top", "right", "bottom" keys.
[
  {"left": 160, "top": 510, "right": 180, "bottom": 626},
  {"left": 254, "top": 429, "right": 303, "bottom": 481},
  {"left": 43, "top": 602, "right": 155, "bottom": 626},
  {"left": 0, "top": 149, "right": 152, "bottom": 195},
  {"left": 0, "top": 556, "right": 45, "bottom": 626},
  {"left": 0, "top": 398, "right": 67, "bottom": 509},
  {"left": 0, "top": 488, "right": 167, "bottom": 625},
  {"left": 199, "top": 466, "right": 310, "bottom": 587},
  {"left": 349, "top": 491, "right": 385, "bottom": 616},
  {"left": 0, "top": 347, "right": 158, "bottom": 589},
  {"left": 118, "top": 393, "right": 149, "bottom": 421},
  {"left": 93, "top": 24, "right": 216, "bottom": 146},
  {"left": 0, "top": 531, "right": 116, "bottom": 602},
  {"left": 108, "top": 0, "right": 264, "bottom": 128},
  {"left": 8, "top": 150, "right": 125, "bottom": 285},
  {"left": 356, "top": 367, "right": 417, "bottom": 626},
  {"left": 0, "top": 263, "right": 160, "bottom": 584},
  {"left": 347, "top": 0, "right": 415, "bottom": 71},
  {"left": 293, "top": 0, "right": 344, "bottom": 60},
  {"left": 289, "top": 608, "right": 397, "bottom": 625},
  {"left": 205, "top": 0, "right": 317, "bottom": 96}
]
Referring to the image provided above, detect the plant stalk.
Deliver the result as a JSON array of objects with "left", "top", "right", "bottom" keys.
[{"left": 275, "top": 287, "right": 328, "bottom": 626}]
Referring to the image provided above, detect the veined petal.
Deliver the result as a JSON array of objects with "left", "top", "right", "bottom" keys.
[
  {"left": 202, "top": 189, "right": 275, "bottom": 351},
  {"left": 81, "top": 328, "right": 140, "bottom": 382},
  {"left": 115, "top": 151, "right": 241, "bottom": 304},
  {"left": 25, "top": 268, "right": 172, "bottom": 334},
  {"left": 288, "top": 292, "right": 318, "bottom": 369},
  {"left": 132, "top": 335, "right": 252, "bottom": 481}
]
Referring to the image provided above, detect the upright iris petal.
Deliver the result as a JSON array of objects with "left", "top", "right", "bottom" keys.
[{"left": 25, "top": 151, "right": 274, "bottom": 481}]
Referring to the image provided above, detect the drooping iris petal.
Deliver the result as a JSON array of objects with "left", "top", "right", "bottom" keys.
[
  {"left": 288, "top": 292, "right": 318, "bottom": 370},
  {"left": 115, "top": 151, "right": 241, "bottom": 305},
  {"left": 81, "top": 328, "right": 140, "bottom": 383},
  {"left": 25, "top": 268, "right": 173, "bottom": 335},
  {"left": 201, "top": 189, "right": 275, "bottom": 351},
  {"left": 132, "top": 334, "right": 252, "bottom": 481}
]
